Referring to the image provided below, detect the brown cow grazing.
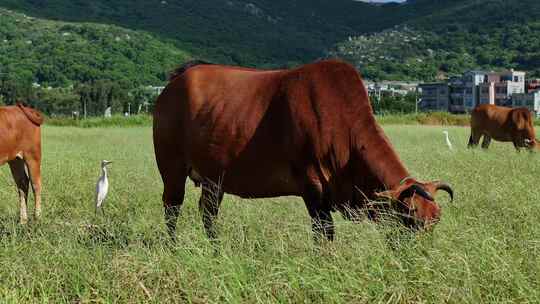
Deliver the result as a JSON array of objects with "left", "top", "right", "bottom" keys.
[
  {"left": 153, "top": 59, "right": 453, "bottom": 242},
  {"left": 468, "top": 104, "right": 537, "bottom": 150},
  {"left": 0, "top": 103, "right": 43, "bottom": 224}
]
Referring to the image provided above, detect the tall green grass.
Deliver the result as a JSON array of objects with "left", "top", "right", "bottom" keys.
[
  {"left": 46, "top": 114, "right": 152, "bottom": 128},
  {"left": 376, "top": 112, "right": 471, "bottom": 126},
  {"left": 0, "top": 125, "right": 538, "bottom": 303},
  {"left": 44, "top": 112, "right": 540, "bottom": 128},
  {"left": 44, "top": 112, "right": 472, "bottom": 128}
]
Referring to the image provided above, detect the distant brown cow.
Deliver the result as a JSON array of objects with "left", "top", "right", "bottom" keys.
[
  {"left": 468, "top": 104, "right": 537, "bottom": 150},
  {"left": 0, "top": 103, "right": 43, "bottom": 223},
  {"left": 153, "top": 60, "right": 453, "bottom": 242}
]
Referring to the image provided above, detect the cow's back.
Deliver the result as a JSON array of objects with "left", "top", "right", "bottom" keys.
[{"left": 153, "top": 60, "right": 374, "bottom": 198}]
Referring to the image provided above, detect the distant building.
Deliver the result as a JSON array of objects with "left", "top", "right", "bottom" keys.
[
  {"left": 418, "top": 83, "right": 449, "bottom": 111},
  {"left": 477, "top": 70, "right": 525, "bottom": 106},
  {"left": 365, "top": 81, "right": 418, "bottom": 99},
  {"left": 448, "top": 71, "right": 487, "bottom": 113},
  {"left": 147, "top": 86, "right": 165, "bottom": 95},
  {"left": 526, "top": 79, "right": 540, "bottom": 93},
  {"left": 511, "top": 90, "right": 540, "bottom": 116},
  {"left": 478, "top": 82, "right": 495, "bottom": 105},
  {"left": 417, "top": 69, "right": 527, "bottom": 113},
  {"left": 446, "top": 69, "right": 525, "bottom": 112}
]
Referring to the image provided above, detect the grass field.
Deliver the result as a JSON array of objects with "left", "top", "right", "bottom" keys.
[{"left": 0, "top": 125, "right": 539, "bottom": 303}]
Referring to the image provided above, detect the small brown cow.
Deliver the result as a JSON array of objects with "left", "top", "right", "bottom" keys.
[
  {"left": 468, "top": 104, "right": 537, "bottom": 150},
  {"left": 153, "top": 60, "right": 453, "bottom": 242},
  {"left": 0, "top": 103, "right": 43, "bottom": 223}
]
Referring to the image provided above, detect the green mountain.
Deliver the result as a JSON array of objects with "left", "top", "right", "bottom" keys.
[
  {"left": 330, "top": 0, "right": 540, "bottom": 80},
  {"left": 1, "top": 0, "right": 540, "bottom": 86},
  {"left": 0, "top": 8, "right": 189, "bottom": 87},
  {"left": 0, "top": 0, "right": 411, "bottom": 69}
]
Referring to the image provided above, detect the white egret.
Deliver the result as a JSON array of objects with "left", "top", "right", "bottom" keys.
[
  {"left": 95, "top": 160, "right": 112, "bottom": 215},
  {"left": 443, "top": 130, "right": 453, "bottom": 150}
]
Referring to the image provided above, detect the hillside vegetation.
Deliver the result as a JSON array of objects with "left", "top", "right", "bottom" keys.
[
  {"left": 1, "top": 0, "right": 540, "bottom": 105},
  {"left": 0, "top": 8, "right": 189, "bottom": 87},
  {"left": 0, "top": 0, "right": 406, "bottom": 68},
  {"left": 329, "top": 0, "right": 540, "bottom": 80}
]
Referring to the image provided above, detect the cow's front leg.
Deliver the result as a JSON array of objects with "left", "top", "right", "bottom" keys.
[
  {"left": 303, "top": 183, "right": 334, "bottom": 242},
  {"left": 308, "top": 208, "right": 334, "bottom": 242}
]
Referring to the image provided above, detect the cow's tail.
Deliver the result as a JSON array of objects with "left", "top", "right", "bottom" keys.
[{"left": 17, "top": 102, "right": 44, "bottom": 126}]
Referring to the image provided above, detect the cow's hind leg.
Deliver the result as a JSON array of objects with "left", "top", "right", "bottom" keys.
[
  {"left": 198, "top": 178, "right": 224, "bottom": 240},
  {"left": 25, "top": 156, "right": 42, "bottom": 220},
  {"left": 303, "top": 183, "right": 334, "bottom": 242},
  {"left": 8, "top": 158, "right": 30, "bottom": 224},
  {"left": 481, "top": 135, "right": 492, "bottom": 149},
  {"left": 159, "top": 162, "right": 187, "bottom": 241}
]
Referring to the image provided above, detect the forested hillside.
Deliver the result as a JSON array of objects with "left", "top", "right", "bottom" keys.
[
  {"left": 1, "top": 0, "right": 540, "bottom": 115},
  {"left": 329, "top": 0, "right": 540, "bottom": 80},
  {"left": 0, "top": 8, "right": 188, "bottom": 114},
  {"left": 0, "top": 0, "right": 407, "bottom": 67},
  {"left": 0, "top": 8, "right": 189, "bottom": 87},
  {"left": 2, "top": 0, "right": 540, "bottom": 83}
]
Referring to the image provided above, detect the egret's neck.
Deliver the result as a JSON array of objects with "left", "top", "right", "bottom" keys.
[{"left": 101, "top": 166, "right": 108, "bottom": 176}]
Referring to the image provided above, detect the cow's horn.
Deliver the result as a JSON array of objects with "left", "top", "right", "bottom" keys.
[
  {"left": 435, "top": 182, "right": 454, "bottom": 202},
  {"left": 399, "top": 184, "right": 434, "bottom": 202}
]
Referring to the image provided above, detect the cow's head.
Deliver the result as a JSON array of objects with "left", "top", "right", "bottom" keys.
[
  {"left": 512, "top": 109, "right": 537, "bottom": 149},
  {"left": 375, "top": 179, "right": 453, "bottom": 230},
  {"left": 524, "top": 138, "right": 539, "bottom": 150}
]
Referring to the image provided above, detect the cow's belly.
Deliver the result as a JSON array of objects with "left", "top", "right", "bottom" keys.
[
  {"left": 187, "top": 125, "right": 302, "bottom": 198},
  {"left": 487, "top": 131, "right": 513, "bottom": 142},
  {"left": 0, "top": 146, "right": 22, "bottom": 166},
  {"left": 491, "top": 135, "right": 513, "bottom": 142},
  {"left": 189, "top": 160, "right": 302, "bottom": 199},
  {"left": 479, "top": 126, "right": 513, "bottom": 142}
]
